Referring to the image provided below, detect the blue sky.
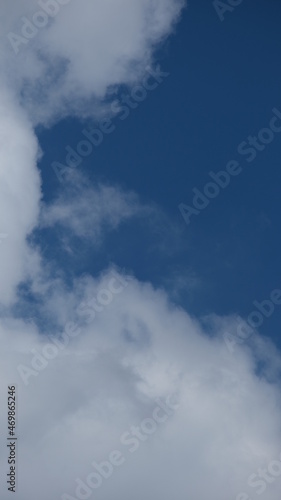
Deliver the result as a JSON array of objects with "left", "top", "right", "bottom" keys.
[
  {"left": 37, "top": 0, "right": 281, "bottom": 346},
  {"left": 1, "top": 2, "right": 281, "bottom": 500}
]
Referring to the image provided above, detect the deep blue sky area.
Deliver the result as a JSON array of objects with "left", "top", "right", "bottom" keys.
[{"left": 38, "top": 1, "right": 281, "bottom": 347}]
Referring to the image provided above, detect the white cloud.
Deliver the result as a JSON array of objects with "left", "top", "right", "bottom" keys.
[
  {"left": 1, "top": 2, "right": 281, "bottom": 500},
  {"left": 39, "top": 173, "right": 184, "bottom": 256},
  {"left": 40, "top": 177, "right": 145, "bottom": 245},
  {"left": 1, "top": 0, "right": 185, "bottom": 124},
  {"left": 0, "top": 85, "right": 41, "bottom": 305},
  {"left": 0, "top": 0, "right": 185, "bottom": 305},
  {"left": 1, "top": 273, "right": 281, "bottom": 499}
]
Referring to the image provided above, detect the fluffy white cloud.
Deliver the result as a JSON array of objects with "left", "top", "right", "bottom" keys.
[
  {"left": 1, "top": 2, "right": 281, "bottom": 500},
  {"left": 0, "top": 85, "right": 41, "bottom": 305},
  {"left": 1, "top": 272, "right": 281, "bottom": 500},
  {"left": 1, "top": 0, "right": 185, "bottom": 124}
]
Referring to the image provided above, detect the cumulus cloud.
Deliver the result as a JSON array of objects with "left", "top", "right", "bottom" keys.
[
  {"left": 1, "top": 272, "right": 281, "bottom": 500},
  {"left": 0, "top": 84, "right": 41, "bottom": 305},
  {"left": 1, "top": 2, "right": 281, "bottom": 500},
  {"left": 1, "top": 0, "right": 185, "bottom": 124}
]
